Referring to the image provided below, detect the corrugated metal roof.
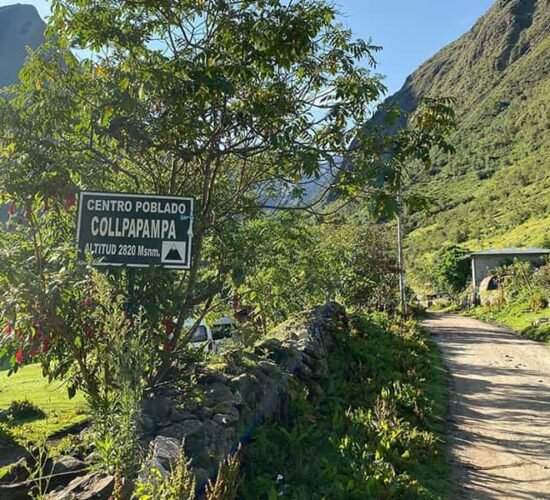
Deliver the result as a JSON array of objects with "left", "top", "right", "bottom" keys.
[{"left": 471, "top": 247, "right": 550, "bottom": 256}]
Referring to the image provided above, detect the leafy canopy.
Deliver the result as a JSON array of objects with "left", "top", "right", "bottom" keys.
[{"left": 0, "top": 0, "right": 455, "bottom": 395}]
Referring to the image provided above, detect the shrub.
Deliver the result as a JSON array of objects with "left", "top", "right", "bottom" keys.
[
  {"left": 134, "top": 442, "right": 240, "bottom": 500},
  {"left": 434, "top": 245, "right": 471, "bottom": 297},
  {"left": 1, "top": 399, "right": 46, "bottom": 422},
  {"left": 528, "top": 291, "right": 548, "bottom": 313}
]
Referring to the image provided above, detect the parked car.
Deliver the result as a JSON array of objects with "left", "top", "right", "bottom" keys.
[
  {"left": 184, "top": 319, "right": 214, "bottom": 351},
  {"left": 212, "top": 316, "right": 236, "bottom": 337},
  {"left": 184, "top": 316, "right": 238, "bottom": 353}
]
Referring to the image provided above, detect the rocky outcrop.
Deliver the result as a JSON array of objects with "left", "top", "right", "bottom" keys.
[{"left": 0, "top": 4, "right": 45, "bottom": 87}]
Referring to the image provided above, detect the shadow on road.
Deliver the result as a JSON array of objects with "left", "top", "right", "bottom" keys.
[{"left": 423, "top": 314, "right": 550, "bottom": 499}]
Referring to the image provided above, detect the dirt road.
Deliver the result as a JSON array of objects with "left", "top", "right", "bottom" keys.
[{"left": 423, "top": 314, "right": 550, "bottom": 499}]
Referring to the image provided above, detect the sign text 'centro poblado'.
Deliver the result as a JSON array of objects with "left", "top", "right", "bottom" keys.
[{"left": 76, "top": 192, "right": 194, "bottom": 269}]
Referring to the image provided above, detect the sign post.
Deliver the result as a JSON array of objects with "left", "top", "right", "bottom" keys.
[{"left": 76, "top": 191, "right": 194, "bottom": 269}]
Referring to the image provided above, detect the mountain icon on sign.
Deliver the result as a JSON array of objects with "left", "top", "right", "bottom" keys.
[
  {"left": 161, "top": 241, "right": 187, "bottom": 265},
  {"left": 165, "top": 245, "right": 182, "bottom": 261}
]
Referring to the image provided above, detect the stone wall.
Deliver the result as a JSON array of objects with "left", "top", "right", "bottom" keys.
[{"left": 142, "top": 302, "right": 347, "bottom": 489}]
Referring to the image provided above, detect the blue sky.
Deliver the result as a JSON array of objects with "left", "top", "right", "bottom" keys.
[{"left": 2, "top": 0, "right": 494, "bottom": 95}]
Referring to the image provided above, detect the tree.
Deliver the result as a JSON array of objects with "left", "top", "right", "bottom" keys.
[
  {"left": 434, "top": 245, "right": 471, "bottom": 296},
  {"left": 0, "top": 0, "right": 455, "bottom": 396},
  {"left": 229, "top": 212, "right": 333, "bottom": 328},
  {"left": 321, "top": 215, "right": 400, "bottom": 311}
]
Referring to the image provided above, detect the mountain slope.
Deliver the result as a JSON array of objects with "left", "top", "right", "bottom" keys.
[
  {"left": 373, "top": 0, "right": 550, "bottom": 291},
  {"left": 0, "top": 3, "right": 45, "bottom": 87}
]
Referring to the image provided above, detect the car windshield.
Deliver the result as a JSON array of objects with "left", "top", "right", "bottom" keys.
[
  {"left": 212, "top": 325, "right": 233, "bottom": 341},
  {"left": 191, "top": 326, "right": 208, "bottom": 343}
]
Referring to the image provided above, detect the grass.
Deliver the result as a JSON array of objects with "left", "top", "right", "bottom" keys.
[
  {"left": 467, "top": 304, "right": 550, "bottom": 344},
  {"left": 0, "top": 363, "right": 88, "bottom": 452},
  {"left": 408, "top": 335, "right": 449, "bottom": 496},
  {"left": 239, "top": 314, "right": 451, "bottom": 499}
]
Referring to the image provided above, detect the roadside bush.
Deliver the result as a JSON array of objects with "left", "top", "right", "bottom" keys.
[
  {"left": 433, "top": 245, "right": 471, "bottom": 298},
  {"left": 528, "top": 290, "right": 548, "bottom": 313},
  {"left": 0, "top": 399, "right": 46, "bottom": 422},
  {"left": 238, "top": 314, "right": 449, "bottom": 499},
  {"left": 533, "top": 263, "right": 550, "bottom": 291},
  {"left": 134, "top": 442, "right": 240, "bottom": 500}
]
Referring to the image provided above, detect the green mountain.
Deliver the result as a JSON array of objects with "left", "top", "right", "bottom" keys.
[
  {"left": 377, "top": 0, "right": 550, "bottom": 292},
  {"left": 0, "top": 4, "right": 45, "bottom": 87}
]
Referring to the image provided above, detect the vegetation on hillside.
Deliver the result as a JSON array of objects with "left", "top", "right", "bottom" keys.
[
  {"left": 370, "top": 0, "right": 550, "bottom": 292},
  {"left": 239, "top": 314, "right": 449, "bottom": 499}
]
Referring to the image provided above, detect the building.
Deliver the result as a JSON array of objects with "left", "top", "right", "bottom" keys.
[{"left": 471, "top": 247, "right": 550, "bottom": 289}]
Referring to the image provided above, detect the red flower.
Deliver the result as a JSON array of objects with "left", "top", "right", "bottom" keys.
[
  {"left": 7, "top": 201, "right": 16, "bottom": 217},
  {"left": 4, "top": 324, "right": 12, "bottom": 335},
  {"left": 15, "top": 349, "right": 23, "bottom": 364},
  {"left": 30, "top": 346, "right": 38, "bottom": 358},
  {"left": 162, "top": 316, "right": 176, "bottom": 335},
  {"left": 64, "top": 194, "right": 76, "bottom": 210},
  {"left": 163, "top": 342, "right": 175, "bottom": 352}
]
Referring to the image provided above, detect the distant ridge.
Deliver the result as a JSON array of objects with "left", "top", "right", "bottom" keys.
[{"left": 0, "top": 3, "right": 45, "bottom": 87}]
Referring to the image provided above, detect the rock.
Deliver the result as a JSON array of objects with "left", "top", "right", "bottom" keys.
[
  {"left": 140, "top": 414, "right": 156, "bottom": 434},
  {"left": 0, "top": 481, "right": 33, "bottom": 500},
  {"left": 160, "top": 418, "right": 206, "bottom": 442},
  {"left": 45, "top": 472, "right": 114, "bottom": 500},
  {"left": 195, "top": 406, "right": 214, "bottom": 419},
  {"left": 158, "top": 423, "right": 184, "bottom": 439},
  {"left": 229, "top": 373, "right": 258, "bottom": 396},
  {"left": 179, "top": 419, "right": 204, "bottom": 438},
  {"left": 196, "top": 369, "right": 229, "bottom": 385},
  {"left": 260, "top": 338, "right": 283, "bottom": 353},
  {"left": 154, "top": 421, "right": 208, "bottom": 465},
  {"left": 180, "top": 420, "right": 207, "bottom": 456},
  {"left": 202, "top": 419, "right": 223, "bottom": 447},
  {"left": 151, "top": 436, "right": 181, "bottom": 469},
  {"left": 204, "top": 383, "right": 238, "bottom": 407},
  {"left": 212, "top": 405, "right": 240, "bottom": 426},
  {"left": 139, "top": 457, "right": 169, "bottom": 481},
  {"left": 0, "top": 457, "right": 29, "bottom": 484},
  {"left": 304, "top": 340, "right": 325, "bottom": 360},
  {"left": 141, "top": 397, "right": 173, "bottom": 420},
  {"left": 52, "top": 456, "right": 87, "bottom": 475},
  {"left": 169, "top": 408, "right": 196, "bottom": 422},
  {"left": 257, "top": 360, "right": 279, "bottom": 375},
  {"left": 296, "top": 362, "right": 313, "bottom": 380},
  {"left": 192, "top": 467, "right": 210, "bottom": 489}
]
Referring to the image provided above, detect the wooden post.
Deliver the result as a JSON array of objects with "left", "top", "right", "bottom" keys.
[{"left": 397, "top": 188, "right": 407, "bottom": 317}]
